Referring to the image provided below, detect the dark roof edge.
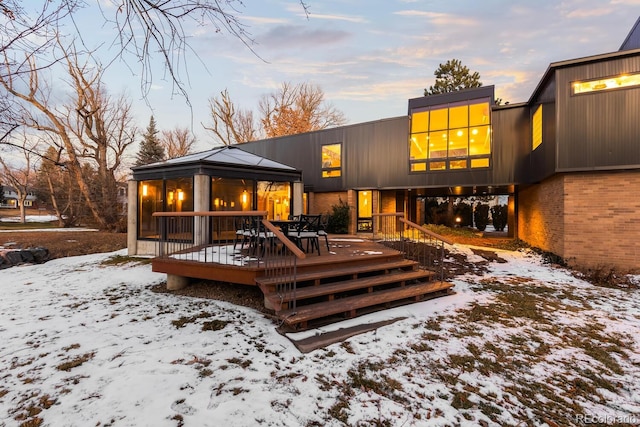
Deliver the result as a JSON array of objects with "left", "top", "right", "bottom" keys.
[{"left": 620, "top": 16, "right": 640, "bottom": 50}]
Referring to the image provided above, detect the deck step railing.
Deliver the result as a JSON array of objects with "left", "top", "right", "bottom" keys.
[
  {"left": 372, "top": 213, "right": 454, "bottom": 282},
  {"left": 152, "top": 211, "right": 305, "bottom": 311}
]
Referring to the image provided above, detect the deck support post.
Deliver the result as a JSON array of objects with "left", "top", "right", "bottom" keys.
[{"left": 166, "top": 274, "right": 189, "bottom": 290}]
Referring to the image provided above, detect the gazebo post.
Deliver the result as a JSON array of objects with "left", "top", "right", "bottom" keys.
[{"left": 193, "top": 174, "right": 210, "bottom": 246}]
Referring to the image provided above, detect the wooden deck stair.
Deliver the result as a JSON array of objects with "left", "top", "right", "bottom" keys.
[{"left": 256, "top": 254, "right": 454, "bottom": 330}]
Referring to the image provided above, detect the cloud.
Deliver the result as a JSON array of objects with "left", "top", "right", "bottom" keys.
[
  {"left": 566, "top": 8, "right": 613, "bottom": 18},
  {"left": 307, "top": 12, "right": 368, "bottom": 24},
  {"left": 259, "top": 25, "right": 351, "bottom": 49},
  {"left": 242, "top": 16, "right": 290, "bottom": 25},
  {"left": 393, "top": 10, "right": 479, "bottom": 27}
]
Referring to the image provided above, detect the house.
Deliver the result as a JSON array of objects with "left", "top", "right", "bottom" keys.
[
  {"left": 127, "top": 17, "right": 640, "bottom": 271},
  {"left": 0, "top": 186, "right": 38, "bottom": 209},
  {"left": 237, "top": 17, "right": 640, "bottom": 271}
]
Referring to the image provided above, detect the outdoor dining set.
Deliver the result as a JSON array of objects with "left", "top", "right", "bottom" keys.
[{"left": 234, "top": 214, "right": 330, "bottom": 256}]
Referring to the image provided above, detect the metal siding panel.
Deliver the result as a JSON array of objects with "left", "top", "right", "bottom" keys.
[
  {"left": 492, "top": 106, "right": 530, "bottom": 184},
  {"left": 556, "top": 56, "right": 640, "bottom": 170}
]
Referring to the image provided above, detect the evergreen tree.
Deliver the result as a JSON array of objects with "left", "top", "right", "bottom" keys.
[
  {"left": 0, "top": 183, "right": 5, "bottom": 205},
  {"left": 424, "top": 59, "right": 482, "bottom": 96},
  {"left": 135, "top": 116, "right": 165, "bottom": 166}
]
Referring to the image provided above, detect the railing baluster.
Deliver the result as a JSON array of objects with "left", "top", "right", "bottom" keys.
[{"left": 373, "top": 213, "right": 454, "bottom": 282}]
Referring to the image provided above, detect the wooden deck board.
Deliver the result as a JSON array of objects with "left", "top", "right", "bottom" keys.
[
  {"left": 266, "top": 269, "right": 436, "bottom": 304},
  {"left": 256, "top": 258, "right": 418, "bottom": 288},
  {"left": 279, "top": 281, "right": 454, "bottom": 326}
]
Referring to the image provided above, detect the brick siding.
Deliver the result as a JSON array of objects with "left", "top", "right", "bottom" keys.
[{"left": 518, "top": 171, "right": 640, "bottom": 270}]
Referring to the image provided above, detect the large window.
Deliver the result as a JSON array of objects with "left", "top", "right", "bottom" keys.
[
  {"left": 572, "top": 72, "right": 640, "bottom": 95},
  {"left": 211, "top": 178, "right": 254, "bottom": 211},
  {"left": 322, "top": 143, "right": 341, "bottom": 178},
  {"left": 138, "top": 178, "right": 193, "bottom": 239},
  {"left": 532, "top": 105, "right": 542, "bottom": 150},
  {"left": 257, "top": 181, "right": 291, "bottom": 220},
  {"left": 409, "top": 99, "right": 491, "bottom": 172}
]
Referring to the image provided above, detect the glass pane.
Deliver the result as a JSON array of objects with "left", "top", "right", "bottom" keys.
[
  {"left": 322, "top": 170, "right": 341, "bottom": 178},
  {"left": 429, "top": 108, "right": 448, "bottom": 131},
  {"left": 409, "top": 133, "right": 428, "bottom": 160},
  {"left": 428, "top": 131, "right": 448, "bottom": 159},
  {"left": 165, "top": 178, "right": 193, "bottom": 213},
  {"left": 573, "top": 72, "right": 640, "bottom": 94},
  {"left": 358, "top": 191, "right": 372, "bottom": 218},
  {"left": 450, "top": 159, "right": 467, "bottom": 169},
  {"left": 411, "top": 111, "right": 429, "bottom": 133},
  {"left": 257, "top": 181, "right": 291, "bottom": 220},
  {"left": 469, "top": 102, "right": 490, "bottom": 126},
  {"left": 471, "top": 158, "right": 490, "bottom": 168},
  {"left": 448, "top": 129, "right": 468, "bottom": 157},
  {"left": 211, "top": 177, "right": 254, "bottom": 211},
  {"left": 429, "top": 161, "right": 446, "bottom": 170},
  {"left": 411, "top": 162, "right": 426, "bottom": 172},
  {"left": 532, "top": 105, "right": 542, "bottom": 150},
  {"left": 138, "top": 179, "right": 163, "bottom": 239},
  {"left": 469, "top": 125, "right": 491, "bottom": 155},
  {"left": 449, "top": 105, "right": 468, "bottom": 129},
  {"left": 322, "top": 144, "right": 341, "bottom": 168}
]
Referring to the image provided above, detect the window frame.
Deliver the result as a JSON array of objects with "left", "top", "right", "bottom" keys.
[
  {"left": 409, "top": 98, "right": 492, "bottom": 173},
  {"left": 321, "top": 143, "right": 342, "bottom": 178}
]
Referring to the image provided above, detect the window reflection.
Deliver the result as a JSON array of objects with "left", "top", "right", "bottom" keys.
[
  {"left": 322, "top": 143, "right": 342, "bottom": 178},
  {"left": 211, "top": 178, "right": 254, "bottom": 211},
  {"left": 257, "top": 181, "right": 291, "bottom": 220},
  {"left": 138, "top": 180, "right": 162, "bottom": 239}
]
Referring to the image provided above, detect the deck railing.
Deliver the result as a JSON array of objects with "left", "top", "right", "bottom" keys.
[
  {"left": 152, "top": 211, "right": 306, "bottom": 310},
  {"left": 372, "top": 213, "right": 454, "bottom": 282}
]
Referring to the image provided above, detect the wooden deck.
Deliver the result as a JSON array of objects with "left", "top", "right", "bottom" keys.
[
  {"left": 152, "top": 237, "right": 454, "bottom": 330},
  {"left": 152, "top": 238, "right": 404, "bottom": 286}
]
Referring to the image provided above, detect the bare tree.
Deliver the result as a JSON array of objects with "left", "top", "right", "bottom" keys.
[
  {"left": 160, "top": 127, "right": 196, "bottom": 159},
  {"left": 205, "top": 83, "right": 347, "bottom": 145},
  {"left": 204, "top": 89, "right": 259, "bottom": 145},
  {"left": 1, "top": 1, "right": 310, "bottom": 106},
  {"left": 259, "top": 82, "right": 347, "bottom": 139},
  {"left": 0, "top": 39, "right": 136, "bottom": 231},
  {"left": 0, "top": 131, "right": 39, "bottom": 223}
]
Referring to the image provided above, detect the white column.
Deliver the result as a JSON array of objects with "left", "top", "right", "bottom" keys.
[
  {"left": 127, "top": 180, "right": 138, "bottom": 255},
  {"left": 293, "top": 181, "right": 304, "bottom": 217},
  {"left": 193, "top": 174, "right": 210, "bottom": 246}
]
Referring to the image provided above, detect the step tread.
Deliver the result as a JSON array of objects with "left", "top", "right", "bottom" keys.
[
  {"left": 267, "top": 269, "right": 436, "bottom": 304},
  {"left": 279, "top": 281, "right": 454, "bottom": 325},
  {"left": 256, "top": 258, "right": 419, "bottom": 287}
]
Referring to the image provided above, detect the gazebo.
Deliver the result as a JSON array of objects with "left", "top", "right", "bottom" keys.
[{"left": 127, "top": 146, "right": 304, "bottom": 256}]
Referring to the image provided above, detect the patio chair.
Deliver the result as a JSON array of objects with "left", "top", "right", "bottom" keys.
[
  {"left": 317, "top": 214, "right": 330, "bottom": 252},
  {"left": 233, "top": 217, "right": 254, "bottom": 251},
  {"left": 293, "top": 214, "right": 321, "bottom": 255},
  {"left": 254, "top": 220, "right": 276, "bottom": 256}
]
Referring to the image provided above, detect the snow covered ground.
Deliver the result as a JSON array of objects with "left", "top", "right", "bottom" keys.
[{"left": 0, "top": 244, "right": 639, "bottom": 426}]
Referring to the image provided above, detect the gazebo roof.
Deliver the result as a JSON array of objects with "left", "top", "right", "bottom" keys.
[
  {"left": 133, "top": 146, "right": 297, "bottom": 171},
  {"left": 131, "top": 146, "right": 301, "bottom": 181}
]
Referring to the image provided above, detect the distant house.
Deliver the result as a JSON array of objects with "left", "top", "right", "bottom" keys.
[{"left": 0, "top": 186, "right": 38, "bottom": 209}]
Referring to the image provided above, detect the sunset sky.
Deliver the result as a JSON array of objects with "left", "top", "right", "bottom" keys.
[{"left": 37, "top": 1, "right": 640, "bottom": 148}]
